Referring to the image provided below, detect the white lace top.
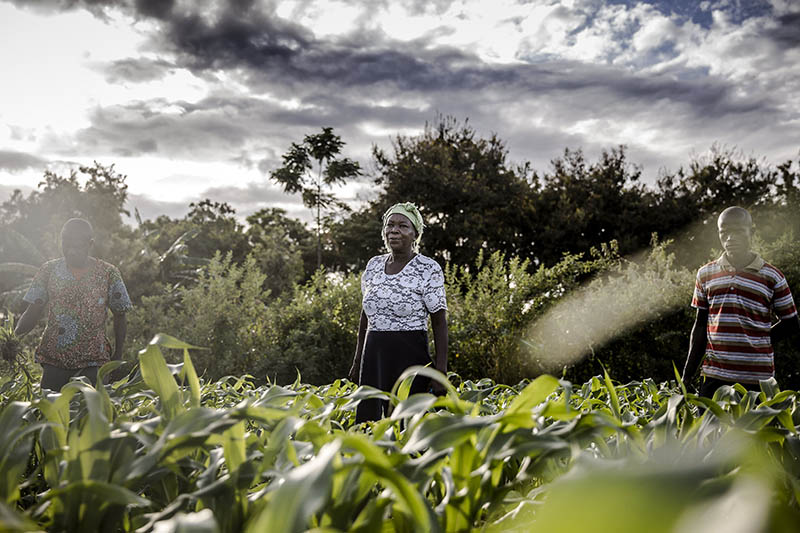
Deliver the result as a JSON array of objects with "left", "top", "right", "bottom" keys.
[{"left": 361, "top": 254, "right": 447, "bottom": 331}]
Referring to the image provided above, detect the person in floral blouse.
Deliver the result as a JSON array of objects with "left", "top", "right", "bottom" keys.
[
  {"left": 348, "top": 202, "right": 448, "bottom": 422},
  {"left": 14, "top": 218, "right": 132, "bottom": 390}
]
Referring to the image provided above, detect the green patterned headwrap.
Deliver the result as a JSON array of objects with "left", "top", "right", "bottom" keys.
[{"left": 383, "top": 202, "right": 424, "bottom": 250}]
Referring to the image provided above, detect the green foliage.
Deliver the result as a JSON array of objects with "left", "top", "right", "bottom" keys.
[
  {"left": 0, "top": 163, "right": 136, "bottom": 308},
  {"left": 446, "top": 246, "right": 618, "bottom": 383},
  {"left": 263, "top": 270, "right": 362, "bottom": 385},
  {"left": 531, "top": 146, "right": 655, "bottom": 266},
  {"left": 549, "top": 236, "right": 695, "bottom": 384},
  {"left": 245, "top": 208, "right": 310, "bottom": 295},
  {"left": 365, "top": 115, "right": 536, "bottom": 268},
  {"left": 270, "top": 127, "right": 362, "bottom": 268},
  {"left": 127, "top": 253, "right": 270, "bottom": 380},
  {"left": 1, "top": 340, "right": 800, "bottom": 532}
]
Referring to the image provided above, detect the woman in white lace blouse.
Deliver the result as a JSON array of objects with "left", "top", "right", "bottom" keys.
[{"left": 348, "top": 202, "right": 448, "bottom": 422}]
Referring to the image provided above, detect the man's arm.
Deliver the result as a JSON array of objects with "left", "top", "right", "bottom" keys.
[
  {"left": 348, "top": 310, "right": 368, "bottom": 382},
  {"left": 112, "top": 312, "right": 127, "bottom": 360},
  {"left": 771, "top": 315, "right": 800, "bottom": 344},
  {"left": 682, "top": 308, "right": 708, "bottom": 385},
  {"left": 14, "top": 302, "right": 45, "bottom": 337}
]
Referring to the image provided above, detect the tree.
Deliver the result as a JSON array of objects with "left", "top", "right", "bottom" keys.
[
  {"left": 0, "top": 163, "right": 141, "bottom": 307},
  {"left": 530, "top": 147, "right": 657, "bottom": 266},
  {"left": 245, "top": 208, "right": 312, "bottom": 295},
  {"left": 269, "top": 127, "right": 362, "bottom": 268},
  {"left": 360, "top": 116, "right": 537, "bottom": 267}
]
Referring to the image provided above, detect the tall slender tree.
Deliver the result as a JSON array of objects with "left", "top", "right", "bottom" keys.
[{"left": 269, "top": 127, "right": 361, "bottom": 268}]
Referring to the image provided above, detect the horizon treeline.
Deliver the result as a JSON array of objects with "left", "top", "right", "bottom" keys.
[{"left": 2, "top": 116, "right": 799, "bottom": 386}]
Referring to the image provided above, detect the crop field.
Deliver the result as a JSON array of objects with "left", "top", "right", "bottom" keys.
[{"left": 1, "top": 334, "right": 799, "bottom": 532}]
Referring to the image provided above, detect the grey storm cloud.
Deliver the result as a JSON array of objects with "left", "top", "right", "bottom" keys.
[
  {"left": 17, "top": 0, "right": 784, "bottom": 122},
  {"left": 767, "top": 11, "right": 800, "bottom": 48},
  {"left": 101, "top": 58, "right": 176, "bottom": 83},
  {"left": 200, "top": 181, "right": 304, "bottom": 207},
  {"left": 0, "top": 150, "right": 48, "bottom": 172},
  {"left": 9, "top": 0, "right": 798, "bottom": 191},
  {"left": 70, "top": 99, "right": 251, "bottom": 158}
]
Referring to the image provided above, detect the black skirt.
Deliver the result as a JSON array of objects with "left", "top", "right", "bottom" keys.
[{"left": 356, "top": 329, "right": 432, "bottom": 423}]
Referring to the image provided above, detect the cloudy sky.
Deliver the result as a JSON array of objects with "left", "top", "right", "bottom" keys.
[{"left": 1, "top": 0, "right": 798, "bottom": 223}]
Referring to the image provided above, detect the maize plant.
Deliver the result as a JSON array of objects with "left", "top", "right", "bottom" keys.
[{"left": 0, "top": 334, "right": 798, "bottom": 532}]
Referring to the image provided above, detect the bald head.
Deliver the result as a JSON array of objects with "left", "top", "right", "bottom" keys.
[
  {"left": 717, "top": 206, "right": 754, "bottom": 268},
  {"left": 718, "top": 206, "right": 753, "bottom": 229},
  {"left": 61, "top": 218, "right": 94, "bottom": 268}
]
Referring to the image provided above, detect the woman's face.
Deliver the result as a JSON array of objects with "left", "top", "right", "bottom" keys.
[{"left": 384, "top": 213, "right": 416, "bottom": 253}]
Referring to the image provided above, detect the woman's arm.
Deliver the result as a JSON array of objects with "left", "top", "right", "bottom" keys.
[
  {"left": 14, "top": 302, "right": 45, "bottom": 337},
  {"left": 431, "top": 308, "right": 448, "bottom": 375},
  {"left": 349, "top": 310, "right": 368, "bottom": 382},
  {"left": 112, "top": 312, "right": 127, "bottom": 360}
]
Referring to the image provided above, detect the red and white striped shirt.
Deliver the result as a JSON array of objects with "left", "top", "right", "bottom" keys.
[{"left": 692, "top": 253, "right": 797, "bottom": 384}]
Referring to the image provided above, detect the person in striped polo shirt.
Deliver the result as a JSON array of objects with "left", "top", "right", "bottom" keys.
[{"left": 682, "top": 206, "right": 799, "bottom": 397}]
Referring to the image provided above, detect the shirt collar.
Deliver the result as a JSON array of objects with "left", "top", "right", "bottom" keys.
[{"left": 717, "top": 252, "right": 764, "bottom": 272}]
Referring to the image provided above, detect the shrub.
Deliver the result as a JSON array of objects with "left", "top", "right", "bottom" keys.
[
  {"left": 446, "top": 246, "right": 617, "bottom": 383},
  {"left": 126, "top": 252, "right": 271, "bottom": 379},
  {"left": 262, "top": 270, "right": 361, "bottom": 384}
]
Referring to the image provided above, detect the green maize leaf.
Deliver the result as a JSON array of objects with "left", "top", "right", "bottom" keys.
[
  {"left": 0, "top": 403, "right": 49, "bottom": 503},
  {"left": 245, "top": 441, "right": 339, "bottom": 533},
  {"left": 401, "top": 414, "right": 491, "bottom": 453},
  {"left": 394, "top": 372, "right": 415, "bottom": 402},
  {"left": 125, "top": 407, "right": 238, "bottom": 482},
  {"left": 394, "top": 366, "right": 458, "bottom": 404},
  {"left": 603, "top": 368, "right": 622, "bottom": 420},
  {"left": 759, "top": 377, "right": 780, "bottom": 400},
  {"left": 222, "top": 421, "right": 247, "bottom": 476},
  {"left": 230, "top": 404, "right": 291, "bottom": 426},
  {"left": 349, "top": 498, "right": 391, "bottom": 533},
  {"left": 0, "top": 500, "right": 42, "bottom": 533},
  {"left": 149, "top": 509, "right": 220, "bottom": 533},
  {"left": 672, "top": 362, "right": 688, "bottom": 398},
  {"left": 179, "top": 351, "right": 201, "bottom": 408},
  {"left": 390, "top": 394, "right": 437, "bottom": 420},
  {"left": 735, "top": 406, "right": 785, "bottom": 432},
  {"left": 147, "top": 333, "right": 206, "bottom": 352},
  {"left": 339, "top": 434, "right": 438, "bottom": 533},
  {"left": 503, "top": 375, "right": 559, "bottom": 416},
  {"left": 40, "top": 479, "right": 149, "bottom": 533},
  {"left": 776, "top": 409, "right": 796, "bottom": 434},
  {"left": 138, "top": 342, "right": 183, "bottom": 420},
  {"left": 96, "top": 360, "right": 126, "bottom": 421},
  {"left": 686, "top": 394, "right": 732, "bottom": 424},
  {"left": 70, "top": 383, "right": 112, "bottom": 482},
  {"left": 40, "top": 478, "right": 150, "bottom": 507},
  {"left": 341, "top": 386, "right": 392, "bottom": 413}
]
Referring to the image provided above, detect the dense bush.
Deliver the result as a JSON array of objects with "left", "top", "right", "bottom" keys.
[
  {"left": 121, "top": 231, "right": 800, "bottom": 388},
  {"left": 262, "top": 270, "right": 361, "bottom": 384},
  {"left": 445, "top": 247, "right": 616, "bottom": 383},
  {"left": 127, "top": 252, "right": 271, "bottom": 379}
]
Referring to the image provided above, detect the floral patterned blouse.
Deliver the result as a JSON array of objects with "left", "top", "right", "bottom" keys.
[
  {"left": 361, "top": 253, "right": 447, "bottom": 331},
  {"left": 23, "top": 257, "right": 132, "bottom": 369}
]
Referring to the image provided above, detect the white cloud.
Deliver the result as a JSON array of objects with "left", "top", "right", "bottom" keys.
[{"left": 2, "top": 0, "right": 799, "bottom": 220}]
